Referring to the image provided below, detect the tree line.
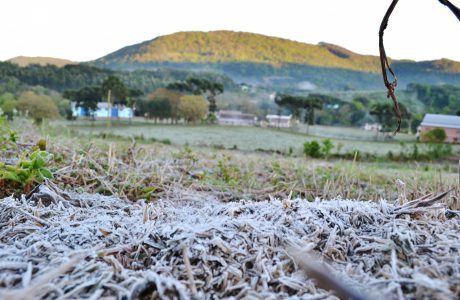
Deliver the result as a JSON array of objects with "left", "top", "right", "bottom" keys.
[
  {"left": 0, "top": 61, "right": 236, "bottom": 94},
  {"left": 274, "top": 92, "right": 415, "bottom": 133},
  {"left": 138, "top": 78, "right": 224, "bottom": 123}
]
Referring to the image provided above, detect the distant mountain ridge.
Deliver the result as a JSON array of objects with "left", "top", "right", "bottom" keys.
[
  {"left": 7, "top": 56, "right": 75, "bottom": 67},
  {"left": 94, "top": 30, "right": 460, "bottom": 74},
  {"left": 91, "top": 31, "right": 460, "bottom": 90}
]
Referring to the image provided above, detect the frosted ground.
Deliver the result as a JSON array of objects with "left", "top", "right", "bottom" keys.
[{"left": 0, "top": 182, "right": 459, "bottom": 299}]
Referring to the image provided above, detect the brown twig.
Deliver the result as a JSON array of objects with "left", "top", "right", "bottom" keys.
[
  {"left": 379, "top": 0, "right": 460, "bottom": 134},
  {"left": 286, "top": 246, "right": 367, "bottom": 300},
  {"left": 439, "top": 0, "right": 460, "bottom": 21},
  {"left": 379, "top": 0, "right": 401, "bottom": 134},
  {"left": 183, "top": 247, "right": 198, "bottom": 298}
]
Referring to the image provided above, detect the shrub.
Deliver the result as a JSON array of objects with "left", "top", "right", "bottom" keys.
[
  {"left": 0, "top": 117, "right": 18, "bottom": 151},
  {"left": 321, "top": 138, "right": 334, "bottom": 157},
  {"left": 0, "top": 125, "right": 54, "bottom": 196},
  {"left": 426, "top": 143, "right": 452, "bottom": 160},
  {"left": 179, "top": 95, "right": 208, "bottom": 124},
  {"left": 304, "top": 140, "right": 321, "bottom": 158},
  {"left": 16, "top": 91, "right": 59, "bottom": 124},
  {"left": 411, "top": 143, "right": 420, "bottom": 160},
  {"left": 421, "top": 128, "right": 447, "bottom": 143}
]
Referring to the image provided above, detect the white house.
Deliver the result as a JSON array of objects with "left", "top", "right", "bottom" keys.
[
  {"left": 72, "top": 102, "right": 134, "bottom": 119},
  {"left": 266, "top": 114, "right": 293, "bottom": 128},
  {"left": 364, "top": 123, "right": 382, "bottom": 132},
  {"left": 217, "top": 110, "right": 257, "bottom": 126}
]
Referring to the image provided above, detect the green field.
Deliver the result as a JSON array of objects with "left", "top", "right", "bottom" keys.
[{"left": 61, "top": 120, "right": 460, "bottom": 156}]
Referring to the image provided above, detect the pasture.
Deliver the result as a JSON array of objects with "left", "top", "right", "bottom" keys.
[
  {"left": 59, "top": 120, "right": 458, "bottom": 157},
  {"left": 1, "top": 119, "right": 459, "bottom": 299}
]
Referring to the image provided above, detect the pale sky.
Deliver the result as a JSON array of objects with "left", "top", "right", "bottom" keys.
[{"left": 1, "top": 0, "right": 459, "bottom": 62}]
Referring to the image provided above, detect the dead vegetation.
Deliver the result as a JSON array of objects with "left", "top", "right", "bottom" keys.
[
  {"left": 1, "top": 124, "right": 459, "bottom": 299},
  {"left": 0, "top": 182, "right": 459, "bottom": 299},
  {"left": 42, "top": 132, "right": 459, "bottom": 208}
]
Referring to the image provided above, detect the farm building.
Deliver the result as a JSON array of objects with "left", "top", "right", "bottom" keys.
[
  {"left": 363, "top": 123, "right": 382, "bottom": 132},
  {"left": 266, "top": 114, "right": 293, "bottom": 128},
  {"left": 419, "top": 113, "right": 460, "bottom": 143},
  {"left": 72, "top": 102, "right": 134, "bottom": 119},
  {"left": 217, "top": 110, "right": 257, "bottom": 126}
]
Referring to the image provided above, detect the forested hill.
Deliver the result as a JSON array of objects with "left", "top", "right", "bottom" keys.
[
  {"left": 94, "top": 31, "right": 460, "bottom": 73},
  {"left": 95, "top": 31, "right": 385, "bottom": 73},
  {"left": 92, "top": 31, "right": 460, "bottom": 90},
  {"left": 0, "top": 61, "right": 237, "bottom": 94},
  {"left": 7, "top": 56, "right": 75, "bottom": 67}
]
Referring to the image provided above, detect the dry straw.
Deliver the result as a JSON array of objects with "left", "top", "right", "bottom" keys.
[{"left": 0, "top": 182, "right": 458, "bottom": 299}]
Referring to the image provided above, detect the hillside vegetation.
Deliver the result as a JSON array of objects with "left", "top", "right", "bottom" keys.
[
  {"left": 95, "top": 31, "right": 460, "bottom": 74},
  {"left": 0, "top": 61, "right": 237, "bottom": 93},
  {"left": 7, "top": 56, "right": 75, "bottom": 67}
]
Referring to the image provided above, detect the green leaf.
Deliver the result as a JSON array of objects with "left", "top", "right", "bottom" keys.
[
  {"left": 39, "top": 168, "right": 53, "bottom": 179},
  {"left": 20, "top": 161, "right": 32, "bottom": 168},
  {"left": 35, "top": 169, "right": 45, "bottom": 181},
  {"left": 29, "top": 150, "right": 40, "bottom": 160},
  {"left": 0, "top": 171, "right": 21, "bottom": 183},
  {"left": 33, "top": 156, "right": 46, "bottom": 169}
]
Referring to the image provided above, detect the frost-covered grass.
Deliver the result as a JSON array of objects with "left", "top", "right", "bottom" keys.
[
  {"left": 37, "top": 129, "right": 458, "bottom": 206},
  {"left": 59, "top": 120, "right": 437, "bottom": 156},
  {"left": 0, "top": 119, "right": 459, "bottom": 299},
  {"left": 0, "top": 184, "right": 459, "bottom": 299},
  {"left": 295, "top": 124, "right": 414, "bottom": 142}
]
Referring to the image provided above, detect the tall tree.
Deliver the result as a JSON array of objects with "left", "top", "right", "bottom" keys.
[
  {"left": 370, "top": 102, "right": 411, "bottom": 132},
  {"left": 16, "top": 91, "right": 59, "bottom": 124},
  {"left": 144, "top": 88, "right": 181, "bottom": 123},
  {"left": 63, "top": 86, "right": 102, "bottom": 115},
  {"left": 303, "top": 94, "right": 324, "bottom": 125},
  {"left": 167, "top": 77, "right": 223, "bottom": 115},
  {"left": 275, "top": 93, "right": 324, "bottom": 125},
  {"left": 101, "top": 76, "right": 128, "bottom": 105},
  {"left": 179, "top": 95, "right": 208, "bottom": 124}
]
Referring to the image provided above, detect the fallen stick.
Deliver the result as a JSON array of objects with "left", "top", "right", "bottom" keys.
[{"left": 286, "top": 245, "right": 367, "bottom": 300}]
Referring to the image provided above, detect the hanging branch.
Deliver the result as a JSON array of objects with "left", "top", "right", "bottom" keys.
[
  {"left": 439, "top": 0, "right": 460, "bottom": 21},
  {"left": 379, "top": 0, "right": 401, "bottom": 134},
  {"left": 379, "top": 0, "right": 460, "bottom": 134}
]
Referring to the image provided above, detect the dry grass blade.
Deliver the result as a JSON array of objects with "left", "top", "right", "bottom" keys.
[
  {"left": 1, "top": 188, "right": 459, "bottom": 299},
  {"left": 286, "top": 245, "right": 367, "bottom": 300},
  {"left": 395, "top": 189, "right": 453, "bottom": 216},
  {"left": 182, "top": 247, "right": 198, "bottom": 298}
]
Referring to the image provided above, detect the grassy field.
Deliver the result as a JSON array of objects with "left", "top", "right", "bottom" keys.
[
  {"left": 295, "top": 124, "right": 414, "bottom": 141},
  {"left": 20, "top": 119, "right": 454, "bottom": 206},
  {"left": 56, "top": 120, "right": 460, "bottom": 157}
]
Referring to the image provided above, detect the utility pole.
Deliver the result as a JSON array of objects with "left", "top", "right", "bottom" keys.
[{"left": 107, "top": 89, "right": 112, "bottom": 128}]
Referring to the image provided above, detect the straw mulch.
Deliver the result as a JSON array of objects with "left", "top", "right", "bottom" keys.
[{"left": 0, "top": 182, "right": 459, "bottom": 299}]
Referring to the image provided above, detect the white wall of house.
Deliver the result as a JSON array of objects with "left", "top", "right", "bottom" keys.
[
  {"left": 71, "top": 102, "right": 133, "bottom": 119},
  {"left": 266, "top": 115, "right": 292, "bottom": 128},
  {"left": 217, "top": 111, "right": 257, "bottom": 126}
]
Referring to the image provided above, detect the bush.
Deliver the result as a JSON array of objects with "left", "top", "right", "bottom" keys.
[
  {"left": 321, "top": 138, "right": 334, "bottom": 157},
  {"left": 426, "top": 143, "right": 452, "bottom": 160},
  {"left": 16, "top": 91, "right": 59, "bottom": 124},
  {"left": 0, "top": 123, "right": 54, "bottom": 196},
  {"left": 179, "top": 95, "right": 208, "bottom": 123},
  {"left": 411, "top": 144, "right": 420, "bottom": 160},
  {"left": 304, "top": 140, "right": 321, "bottom": 158},
  {"left": 421, "top": 128, "right": 447, "bottom": 143}
]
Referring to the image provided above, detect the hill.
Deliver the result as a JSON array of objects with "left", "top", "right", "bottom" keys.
[
  {"left": 7, "top": 56, "right": 75, "bottom": 67},
  {"left": 95, "top": 31, "right": 384, "bottom": 73},
  {"left": 93, "top": 31, "right": 460, "bottom": 90}
]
